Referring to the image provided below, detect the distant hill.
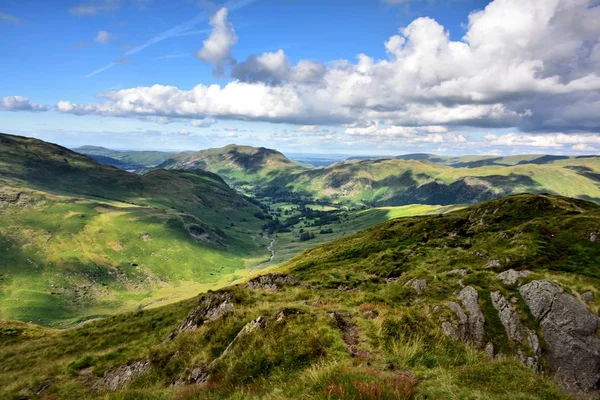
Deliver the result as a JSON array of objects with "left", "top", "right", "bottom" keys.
[
  {"left": 157, "top": 144, "right": 600, "bottom": 207},
  {"left": 2, "top": 193, "right": 598, "bottom": 399},
  {"left": 73, "top": 145, "right": 186, "bottom": 171},
  {"left": 0, "top": 133, "right": 271, "bottom": 326}
]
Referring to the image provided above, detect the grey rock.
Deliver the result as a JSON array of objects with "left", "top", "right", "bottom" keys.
[
  {"left": 487, "top": 259, "right": 502, "bottom": 268},
  {"left": 175, "top": 292, "right": 234, "bottom": 335},
  {"left": 520, "top": 280, "right": 600, "bottom": 396},
  {"left": 491, "top": 291, "right": 523, "bottom": 342},
  {"left": 405, "top": 279, "right": 427, "bottom": 295},
  {"left": 485, "top": 342, "right": 495, "bottom": 358},
  {"left": 590, "top": 232, "right": 597, "bottom": 243},
  {"left": 458, "top": 286, "right": 485, "bottom": 348},
  {"left": 172, "top": 367, "right": 209, "bottom": 387},
  {"left": 442, "top": 288, "right": 485, "bottom": 348},
  {"left": 246, "top": 273, "right": 301, "bottom": 291},
  {"left": 497, "top": 269, "right": 530, "bottom": 286},
  {"left": 93, "top": 360, "right": 150, "bottom": 392},
  {"left": 582, "top": 291, "right": 594, "bottom": 304}
]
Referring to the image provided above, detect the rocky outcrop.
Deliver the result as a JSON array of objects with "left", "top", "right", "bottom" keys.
[
  {"left": 442, "top": 286, "right": 485, "bottom": 348},
  {"left": 172, "top": 367, "right": 209, "bottom": 387},
  {"left": 405, "top": 279, "right": 427, "bottom": 294},
  {"left": 173, "top": 292, "right": 234, "bottom": 336},
  {"left": 497, "top": 269, "right": 530, "bottom": 286},
  {"left": 458, "top": 286, "right": 485, "bottom": 347},
  {"left": 246, "top": 273, "right": 301, "bottom": 291},
  {"left": 520, "top": 280, "right": 600, "bottom": 396},
  {"left": 93, "top": 360, "right": 150, "bottom": 392},
  {"left": 490, "top": 291, "right": 540, "bottom": 370}
]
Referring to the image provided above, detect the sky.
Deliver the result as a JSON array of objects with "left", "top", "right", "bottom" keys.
[{"left": 1, "top": 0, "right": 600, "bottom": 156}]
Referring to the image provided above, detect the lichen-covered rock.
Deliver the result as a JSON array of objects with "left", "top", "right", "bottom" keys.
[
  {"left": 246, "top": 273, "right": 300, "bottom": 291},
  {"left": 490, "top": 291, "right": 540, "bottom": 370},
  {"left": 174, "top": 292, "right": 234, "bottom": 335},
  {"left": 520, "top": 280, "right": 600, "bottom": 396},
  {"left": 458, "top": 286, "right": 485, "bottom": 348},
  {"left": 405, "top": 279, "right": 427, "bottom": 294},
  {"left": 491, "top": 291, "right": 523, "bottom": 342},
  {"left": 441, "top": 287, "right": 485, "bottom": 348},
  {"left": 93, "top": 360, "right": 150, "bottom": 392},
  {"left": 497, "top": 269, "right": 530, "bottom": 286}
]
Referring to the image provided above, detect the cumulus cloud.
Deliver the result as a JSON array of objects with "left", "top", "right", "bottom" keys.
[
  {"left": 95, "top": 30, "right": 112, "bottom": 44},
  {"left": 58, "top": 0, "right": 600, "bottom": 140},
  {"left": 0, "top": 96, "right": 48, "bottom": 112},
  {"left": 197, "top": 7, "right": 237, "bottom": 75},
  {"left": 232, "top": 49, "right": 326, "bottom": 85}
]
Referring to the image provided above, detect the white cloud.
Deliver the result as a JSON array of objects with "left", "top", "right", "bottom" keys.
[
  {"left": 299, "top": 125, "right": 318, "bottom": 132},
  {"left": 59, "top": 0, "right": 600, "bottom": 140},
  {"left": 1, "top": 96, "right": 48, "bottom": 112},
  {"left": 69, "top": 0, "right": 120, "bottom": 16},
  {"left": 196, "top": 7, "right": 237, "bottom": 75},
  {"left": 572, "top": 143, "right": 595, "bottom": 151},
  {"left": 232, "top": 50, "right": 326, "bottom": 85},
  {"left": 0, "top": 12, "right": 21, "bottom": 24},
  {"left": 190, "top": 118, "right": 216, "bottom": 127},
  {"left": 485, "top": 132, "right": 600, "bottom": 148},
  {"left": 95, "top": 30, "right": 112, "bottom": 44}
]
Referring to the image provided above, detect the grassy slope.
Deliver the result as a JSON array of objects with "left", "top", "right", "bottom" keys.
[
  {"left": 1, "top": 194, "right": 596, "bottom": 399},
  {"left": 73, "top": 146, "right": 184, "bottom": 170},
  {"left": 263, "top": 204, "right": 460, "bottom": 267},
  {"left": 157, "top": 145, "right": 600, "bottom": 207},
  {"left": 0, "top": 133, "right": 271, "bottom": 326}
]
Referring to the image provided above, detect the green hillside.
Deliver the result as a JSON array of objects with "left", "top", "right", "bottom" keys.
[
  {"left": 157, "top": 145, "right": 600, "bottom": 208},
  {"left": 1, "top": 194, "right": 597, "bottom": 399},
  {"left": 73, "top": 145, "right": 185, "bottom": 171},
  {"left": 0, "top": 133, "right": 272, "bottom": 326}
]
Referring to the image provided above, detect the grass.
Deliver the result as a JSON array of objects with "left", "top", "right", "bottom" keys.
[{"left": 0, "top": 193, "right": 590, "bottom": 399}]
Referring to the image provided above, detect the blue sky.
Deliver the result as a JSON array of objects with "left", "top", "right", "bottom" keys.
[{"left": 1, "top": 0, "right": 600, "bottom": 155}]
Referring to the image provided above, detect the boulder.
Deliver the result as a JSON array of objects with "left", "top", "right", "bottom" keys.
[
  {"left": 405, "top": 279, "right": 427, "bottom": 295},
  {"left": 520, "top": 280, "right": 600, "bottom": 396},
  {"left": 582, "top": 291, "right": 594, "bottom": 304},
  {"left": 497, "top": 269, "right": 530, "bottom": 286}
]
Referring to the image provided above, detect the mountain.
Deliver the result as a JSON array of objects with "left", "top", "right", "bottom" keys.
[
  {"left": 157, "top": 143, "right": 301, "bottom": 180},
  {"left": 73, "top": 145, "right": 186, "bottom": 171},
  {"left": 1, "top": 193, "right": 597, "bottom": 399},
  {"left": 0, "top": 133, "right": 272, "bottom": 326},
  {"left": 158, "top": 144, "right": 600, "bottom": 207}
]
